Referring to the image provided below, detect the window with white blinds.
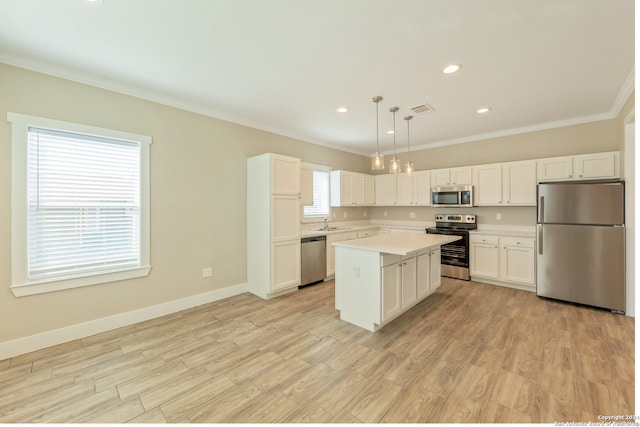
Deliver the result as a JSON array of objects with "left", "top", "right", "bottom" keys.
[
  {"left": 27, "top": 128, "right": 141, "bottom": 280},
  {"left": 9, "top": 113, "right": 151, "bottom": 296},
  {"left": 303, "top": 169, "right": 330, "bottom": 218}
]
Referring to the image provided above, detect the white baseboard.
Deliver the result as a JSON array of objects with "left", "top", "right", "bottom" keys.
[{"left": 0, "top": 282, "right": 248, "bottom": 361}]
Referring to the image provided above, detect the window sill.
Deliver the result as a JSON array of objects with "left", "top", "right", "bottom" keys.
[{"left": 11, "top": 266, "right": 152, "bottom": 297}]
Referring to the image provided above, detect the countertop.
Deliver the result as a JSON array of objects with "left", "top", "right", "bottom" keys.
[{"left": 332, "top": 233, "right": 461, "bottom": 256}]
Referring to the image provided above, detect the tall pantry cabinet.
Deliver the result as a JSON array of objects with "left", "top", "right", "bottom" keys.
[{"left": 247, "top": 153, "right": 301, "bottom": 299}]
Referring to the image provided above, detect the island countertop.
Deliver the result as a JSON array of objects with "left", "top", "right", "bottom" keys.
[{"left": 332, "top": 232, "right": 461, "bottom": 256}]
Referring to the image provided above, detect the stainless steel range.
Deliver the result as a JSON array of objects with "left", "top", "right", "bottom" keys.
[{"left": 426, "top": 214, "right": 477, "bottom": 280}]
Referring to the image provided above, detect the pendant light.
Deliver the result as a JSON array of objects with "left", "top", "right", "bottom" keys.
[
  {"left": 389, "top": 106, "right": 400, "bottom": 173},
  {"left": 371, "top": 96, "right": 385, "bottom": 170},
  {"left": 403, "top": 115, "right": 414, "bottom": 174}
]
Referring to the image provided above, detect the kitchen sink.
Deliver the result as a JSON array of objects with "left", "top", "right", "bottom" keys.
[{"left": 309, "top": 227, "right": 352, "bottom": 231}]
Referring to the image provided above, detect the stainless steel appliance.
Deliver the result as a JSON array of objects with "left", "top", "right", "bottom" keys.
[
  {"left": 426, "top": 214, "right": 477, "bottom": 280},
  {"left": 301, "top": 235, "right": 327, "bottom": 286},
  {"left": 536, "top": 181, "right": 625, "bottom": 312},
  {"left": 431, "top": 185, "right": 474, "bottom": 207}
]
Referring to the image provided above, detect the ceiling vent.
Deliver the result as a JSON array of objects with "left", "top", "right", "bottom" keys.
[{"left": 410, "top": 103, "right": 435, "bottom": 115}]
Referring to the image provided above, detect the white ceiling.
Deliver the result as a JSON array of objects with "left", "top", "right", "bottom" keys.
[{"left": 0, "top": 0, "right": 635, "bottom": 155}]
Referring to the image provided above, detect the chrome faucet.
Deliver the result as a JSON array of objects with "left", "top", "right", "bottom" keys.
[{"left": 323, "top": 216, "right": 329, "bottom": 230}]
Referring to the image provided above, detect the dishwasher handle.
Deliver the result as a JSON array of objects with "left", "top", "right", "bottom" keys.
[{"left": 302, "top": 236, "right": 327, "bottom": 243}]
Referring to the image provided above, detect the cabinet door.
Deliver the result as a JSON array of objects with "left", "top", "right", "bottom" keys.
[
  {"left": 300, "top": 163, "right": 314, "bottom": 206},
  {"left": 429, "top": 248, "right": 441, "bottom": 290},
  {"left": 351, "top": 173, "right": 365, "bottom": 205},
  {"left": 415, "top": 171, "right": 431, "bottom": 205},
  {"left": 503, "top": 161, "right": 536, "bottom": 205},
  {"left": 364, "top": 175, "right": 375, "bottom": 205},
  {"left": 470, "top": 239, "right": 500, "bottom": 279},
  {"left": 500, "top": 239, "right": 535, "bottom": 285},
  {"left": 573, "top": 152, "right": 618, "bottom": 179},
  {"left": 271, "top": 240, "right": 300, "bottom": 291},
  {"left": 416, "top": 252, "right": 431, "bottom": 298},
  {"left": 473, "top": 164, "right": 502, "bottom": 205},
  {"left": 340, "top": 172, "right": 353, "bottom": 205},
  {"left": 451, "top": 167, "right": 472, "bottom": 185},
  {"left": 375, "top": 174, "right": 397, "bottom": 205},
  {"left": 272, "top": 155, "right": 300, "bottom": 195},
  {"left": 381, "top": 263, "right": 402, "bottom": 321},
  {"left": 537, "top": 156, "right": 573, "bottom": 181},
  {"left": 272, "top": 195, "right": 299, "bottom": 241},
  {"left": 401, "top": 257, "right": 417, "bottom": 308},
  {"left": 430, "top": 169, "right": 450, "bottom": 186},
  {"left": 396, "top": 174, "right": 413, "bottom": 206}
]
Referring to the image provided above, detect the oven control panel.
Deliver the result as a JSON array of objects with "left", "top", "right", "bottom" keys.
[{"left": 435, "top": 214, "right": 476, "bottom": 224}]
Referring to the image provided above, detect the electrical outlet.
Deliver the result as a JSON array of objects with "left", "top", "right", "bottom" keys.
[
  {"left": 384, "top": 211, "right": 388, "bottom": 217},
  {"left": 332, "top": 212, "right": 336, "bottom": 219},
  {"left": 363, "top": 211, "right": 368, "bottom": 217},
  {"left": 343, "top": 212, "right": 347, "bottom": 218},
  {"left": 353, "top": 266, "right": 360, "bottom": 278},
  {"left": 496, "top": 212, "right": 502, "bottom": 220},
  {"left": 202, "top": 267, "right": 212, "bottom": 278},
  {"left": 409, "top": 212, "right": 416, "bottom": 219}
]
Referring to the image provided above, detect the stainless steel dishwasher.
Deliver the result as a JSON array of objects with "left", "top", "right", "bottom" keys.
[{"left": 300, "top": 235, "right": 326, "bottom": 286}]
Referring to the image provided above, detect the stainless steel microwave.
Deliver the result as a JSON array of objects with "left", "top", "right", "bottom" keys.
[{"left": 431, "top": 185, "right": 474, "bottom": 207}]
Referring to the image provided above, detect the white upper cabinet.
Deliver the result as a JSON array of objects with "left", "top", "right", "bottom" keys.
[
  {"left": 537, "top": 155, "right": 573, "bottom": 181},
  {"left": 415, "top": 171, "right": 431, "bottom": 205},
  {"left": 431, "top": 167, "right": 472, "bottom": 186},
  {"left": 537, "top": 151, "right": 619, "bottom": 182},
  {"left": 502, "top": 161, "right": 536, "bottom": 205},
  {"left": 376, "top": 172, "right": 431, "bottom": 206},
  {"left": 300, "top": 163, "right": 314, "bottom": 206},
  {"left": 375, "top": 174, "right": 397, "bottom": 205},
  {"left": 396, "top": 174, "right": 414, "bottom": 205},
  {"left": 473, "top": 160, "right": 536, "bottom": 206},
  {"left": 473, "top": 164, "right": 502, "bottom": 205},
  {"left": 271, "top": 155, "right": 300, "bottom": 195},
  {"left": 573, "top": 151, "right": 619, "bottom": 179},
  {"left": 364, "top": 174, "right": 375, "bottom": 205},
  {"left": 330, "top": 170, "right": 370, "bottom": 206}
]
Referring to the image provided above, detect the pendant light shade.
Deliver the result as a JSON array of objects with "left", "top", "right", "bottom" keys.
[
  {"left": 389, "top": 106, "right": 400, "bottom": 173},
  {"left": 404, "top": 115, "right": 414, "bottom": 174},
  {"left": 371, "top": 96, "right": 385, "bottom": 170}
]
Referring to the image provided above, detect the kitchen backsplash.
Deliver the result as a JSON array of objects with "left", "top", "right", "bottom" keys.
[{"left": 304, "top": 206, "right": 536, "bottom": 227}]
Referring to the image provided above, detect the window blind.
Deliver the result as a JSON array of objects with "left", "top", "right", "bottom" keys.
[
  {"left": 27, "top": 127, "right": 141, "bottom": 280},
  {"left": 303, "top": 169, "right": 330, "bottom": 217}
]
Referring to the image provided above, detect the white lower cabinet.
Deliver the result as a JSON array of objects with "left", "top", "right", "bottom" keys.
[
  {"left": 499, "top": 237, "right": 535, "bottom": 286},
  {"left": 381, "top": 248, "right": 440, "bottom": 323},
  {"left": 381, "top": 256, "right": 403, "bottom": 322},
  {"left": 470, "top": 234, "right": 535, "bottom": 290},
  {"left": 470, "top": 236, "right": 500, "bottom": 279},
  {"left": 401, "top": 257, "right": 418, "bottom": 309},
  {"left": 271, "top": 240, "right": 301, "bottom": 292},
  {"left": 326, "top": 231, "right": 358, "bottom": 277}
]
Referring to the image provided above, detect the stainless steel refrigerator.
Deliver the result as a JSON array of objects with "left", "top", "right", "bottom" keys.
[{"left": 536, "top": 181, "right": 625, "bottom": 312}]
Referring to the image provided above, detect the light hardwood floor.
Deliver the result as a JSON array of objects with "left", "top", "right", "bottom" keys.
[{"left": 0, "top": 278, "right": 634, "bottom": 423}]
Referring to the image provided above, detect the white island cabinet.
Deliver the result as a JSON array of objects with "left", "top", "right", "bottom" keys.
[{"left": 333, "top": 233, "right": 460, "bottom": 331}]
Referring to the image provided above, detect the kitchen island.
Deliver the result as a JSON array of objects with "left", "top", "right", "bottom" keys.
[{"left": 333, "top": 232, "right": 461, "bottom": 331}]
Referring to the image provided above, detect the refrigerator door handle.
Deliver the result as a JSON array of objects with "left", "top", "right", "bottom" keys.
[
  {"left": 537, "top": 224, "right": 543, "bottom": 255},
  {"left": 539, "top": 196, "right": 544, "bottom": 223}
]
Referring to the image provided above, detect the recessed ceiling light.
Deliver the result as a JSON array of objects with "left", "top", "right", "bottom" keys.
[
  {"left": 442, "top": 64, "right": 462, "bottom": 74},
  {"left": 336, "top": 106, "right": 349, "bottom": 113},
  {"left": 476, "top": 107, "right": 491, "bottom": 114},
  {"left": 386, "top": 130, "right": 395, "bottom": 135}
]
